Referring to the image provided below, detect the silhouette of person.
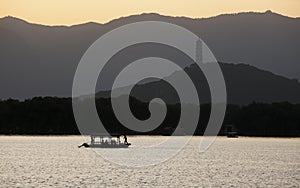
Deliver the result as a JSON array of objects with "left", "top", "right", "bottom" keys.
[{"left": 124, "top": 135, "right": 128, "bottom": 144}]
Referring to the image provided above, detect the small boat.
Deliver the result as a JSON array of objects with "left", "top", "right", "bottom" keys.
[
  {"left": 227, "top": 131, "right": 238, "bottom": 138},
  {"left": 226, "top": 124, "right": 238, "bottom": 138},
  {"left": 78, "top": 134, "right": 131, "bottom": 148}
]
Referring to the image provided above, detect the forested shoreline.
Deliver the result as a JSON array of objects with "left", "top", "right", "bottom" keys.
[{"left": 0, "top": 97, "right": 299, "bottom": 136}]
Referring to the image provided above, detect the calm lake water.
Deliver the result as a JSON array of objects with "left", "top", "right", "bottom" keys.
[{"left": 0, "top": 136, "right": 299, "bottom": 187}]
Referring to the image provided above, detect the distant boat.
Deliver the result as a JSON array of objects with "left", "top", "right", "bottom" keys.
[
  {"left": 226, "top": 124, "right": 239, "bottom": 138},
  {"left": 78, "top": 134, "right": 131, "bottom": 148},
  {"left": 227, "top": 131, "right": 238, "bottom": 138}
]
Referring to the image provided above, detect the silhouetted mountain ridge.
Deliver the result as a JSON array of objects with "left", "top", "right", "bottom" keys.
[
  {"left": 0, "top": 11, "right": 299, "bottom": 101},
  {"left": 97, "top": 62, "right": 300, "bottom": 104}
]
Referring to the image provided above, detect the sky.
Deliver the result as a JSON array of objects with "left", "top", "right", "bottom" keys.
[{"left": 1, "top": 0, "right": 300, "bottom": 26}]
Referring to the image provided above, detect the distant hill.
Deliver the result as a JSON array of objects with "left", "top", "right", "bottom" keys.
[
  {"left": 97, "top": 62, "right": 300, "bottom": 105},
  {"left": 0, "top": 11, "right": 300, "bottom": 101}
]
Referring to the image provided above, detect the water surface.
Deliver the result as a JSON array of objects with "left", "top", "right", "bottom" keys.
[{"left": 0, "top": 136, "right": 299, "bottom": 187}]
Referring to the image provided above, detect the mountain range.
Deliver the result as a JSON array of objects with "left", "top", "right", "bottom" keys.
[{"left": 0, "top": 11, "right": 300, "bottom": 104}]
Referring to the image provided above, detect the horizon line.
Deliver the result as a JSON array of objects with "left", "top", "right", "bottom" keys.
[{"left": 1, "top": 10, "right": 299, "bottom": 27}]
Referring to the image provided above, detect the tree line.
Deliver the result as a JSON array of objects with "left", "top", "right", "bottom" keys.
[{"left": 0, "top": 97, "right": 299, "bottom": 136}]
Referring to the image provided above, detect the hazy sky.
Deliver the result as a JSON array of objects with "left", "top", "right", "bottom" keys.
[{"left": 1, "top": 0, "right": 300, "bottom": 25}]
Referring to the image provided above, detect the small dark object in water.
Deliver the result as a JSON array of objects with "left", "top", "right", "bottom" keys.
[{"left": 227, "top": 132, "right": 238, "bottom": 138}]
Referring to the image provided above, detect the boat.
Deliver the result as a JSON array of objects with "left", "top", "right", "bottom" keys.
[
  {"left": 226, "top": 124, "right": 239, "bottom": 138},
  {"left": 227, "top": 131, "right": 238, "bottom": 138},
  {"left": 78, "top": 134, "right": 131, "bottom": 148}
]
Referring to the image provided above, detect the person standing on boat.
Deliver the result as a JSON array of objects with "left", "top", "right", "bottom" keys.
[{"left": 124, "top": 135, "right": 128, "bottom": 144}]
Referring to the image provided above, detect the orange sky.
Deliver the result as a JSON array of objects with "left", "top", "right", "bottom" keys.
[{"left": 1, "top": 0, "right": 300, "bottom": 26}]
